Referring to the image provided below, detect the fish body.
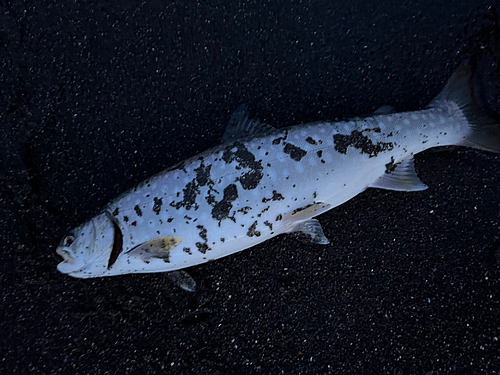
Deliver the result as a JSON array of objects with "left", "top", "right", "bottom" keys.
[{"left": 56, "top": 66, "right": 500, "bottom": 287}]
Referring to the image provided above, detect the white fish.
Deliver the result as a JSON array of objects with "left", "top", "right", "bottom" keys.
[{"left": 56, "top": 66, "right": 500, "bottom": 291}]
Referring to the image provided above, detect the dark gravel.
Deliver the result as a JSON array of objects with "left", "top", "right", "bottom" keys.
[{"left": 1, "top": 1, "right": 500, "bottom": 374}]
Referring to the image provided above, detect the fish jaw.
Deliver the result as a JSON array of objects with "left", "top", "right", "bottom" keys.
[{"left": 56, "top": 212, "right": 115, "bottom": 278}]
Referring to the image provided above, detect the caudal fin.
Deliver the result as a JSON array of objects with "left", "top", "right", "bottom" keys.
[{"left": 430, "top": 65, "right": 500, "bottom": 153}]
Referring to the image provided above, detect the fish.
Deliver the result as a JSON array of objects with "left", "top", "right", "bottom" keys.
[{"left": 55, "top": 65, "right": 500, "bottom": 291}]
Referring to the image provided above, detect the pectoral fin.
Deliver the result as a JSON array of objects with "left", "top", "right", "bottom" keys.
[{"left": 126, "top": 236, "right": 183, "bottom": 263}]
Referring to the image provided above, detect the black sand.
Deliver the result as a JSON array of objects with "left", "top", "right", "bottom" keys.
[{"left": 1, "top": 1, "right": 500, "bottom": 373}]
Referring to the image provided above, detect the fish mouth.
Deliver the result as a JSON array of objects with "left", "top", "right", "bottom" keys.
[
  {"left": 56, "top": 212, "right": 116, "bottom": 277},
  {"left": 56, "top": 246, "right": 86, "bottom": 275},
  {"left": 56, "top": 248, "right": 76, "bottom": 265},
  {"left": 56, "top": 228, "right": 85, "bottom": 274}
]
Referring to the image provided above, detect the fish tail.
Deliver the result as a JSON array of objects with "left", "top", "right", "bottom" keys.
[{"left": 430, "top": 64, "right": 500, "bottom": 153}]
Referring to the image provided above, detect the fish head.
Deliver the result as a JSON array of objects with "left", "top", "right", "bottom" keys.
[{"left": 56, "top": 212, "right": 115, "bottom": 278}]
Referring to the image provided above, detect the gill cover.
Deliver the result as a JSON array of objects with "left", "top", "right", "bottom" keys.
[{"left": 56, "top": 212, "right": 115, "bottom": 277}]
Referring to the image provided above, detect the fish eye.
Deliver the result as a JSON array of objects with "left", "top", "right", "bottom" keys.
[{"left": 63, "top": 235, "right": 75, "bottom": 247}]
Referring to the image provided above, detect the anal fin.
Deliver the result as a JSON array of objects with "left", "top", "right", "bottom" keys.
[
  {"left": 370, "top": 157, "right": 428, "bottom": 192},
  {"left": 285, "top": 218, "right": 330, "bottom": 245},
  {"left": 281, "top": 202, "right": 331, "bottom": 245}
]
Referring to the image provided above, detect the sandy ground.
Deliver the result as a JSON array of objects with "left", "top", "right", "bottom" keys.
[{"left": 1, "top": 1, "right": 500, "bottom": 374}]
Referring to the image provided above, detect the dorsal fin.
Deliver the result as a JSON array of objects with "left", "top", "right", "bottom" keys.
[
  {"left": 370, "top": 157, "right": 428, "bottom": 192},
  {"left": 221, "top": 105, "right": 275, "bottom": 143}
]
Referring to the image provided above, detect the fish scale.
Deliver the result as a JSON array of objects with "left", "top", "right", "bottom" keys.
[{"left": 55, "top": 66, "right": 500, "bottom": 291}]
